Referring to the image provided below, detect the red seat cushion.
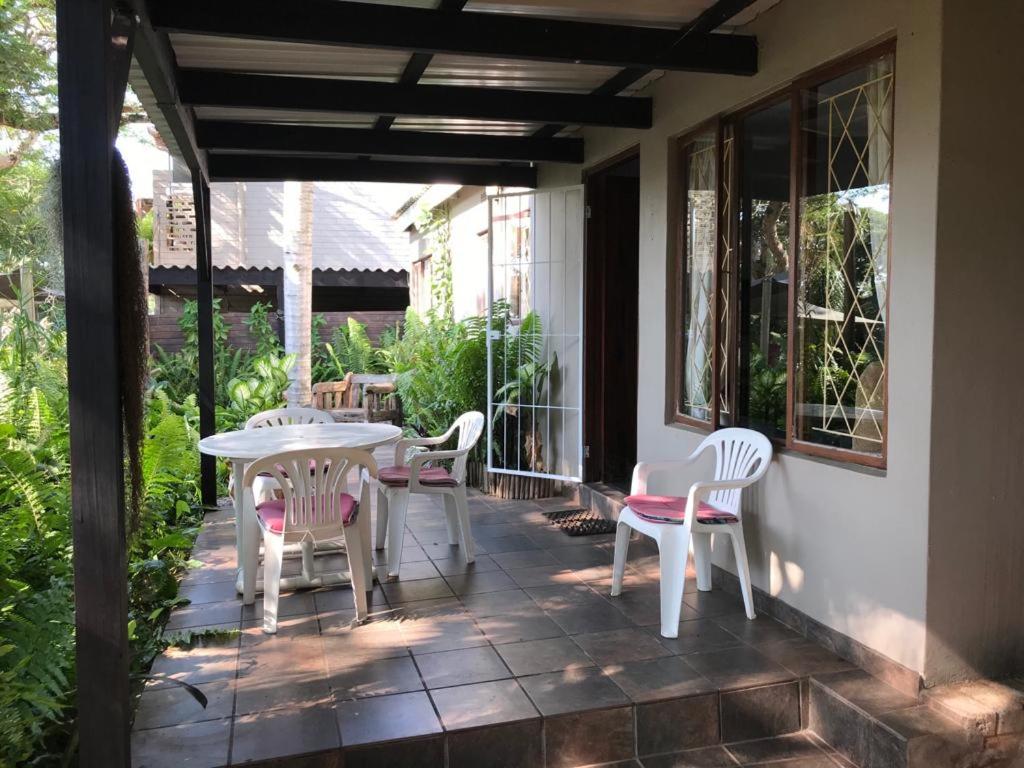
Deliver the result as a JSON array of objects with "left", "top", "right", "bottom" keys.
[
  {"left": 379, "top": 465, "right": 459, "bottom": 487},
  {"left": 256, "top": 493, "right": 357, "bottom": 534},
  {"left": 624, "top": 494, "right": 737, "bottom": 525}
]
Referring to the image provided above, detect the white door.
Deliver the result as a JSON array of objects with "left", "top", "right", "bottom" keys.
[{"left": 487, "top": 187, "right": 585, "bottom": 483}]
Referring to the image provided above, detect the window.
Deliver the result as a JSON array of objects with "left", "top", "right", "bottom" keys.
[{"left": 669, "top": 44, "right": 894, "bottom": 467}]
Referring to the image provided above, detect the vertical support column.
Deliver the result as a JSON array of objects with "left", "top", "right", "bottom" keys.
[
  {"left": 194, "top": 177, "right": 217, "bottom": 506},
  {"left": 56, "top": 0, "right": 130, "bottom": 765}
]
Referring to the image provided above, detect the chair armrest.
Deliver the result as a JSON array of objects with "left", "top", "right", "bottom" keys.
[
  {"left": 394, "top": 435, "right": 449, "bottom": 465},
  {"left": 631, "top": 459, "right": 696, "bottom": 496},
  {"left": 685, "top": 477, "right": 754, "bottom": 509}
]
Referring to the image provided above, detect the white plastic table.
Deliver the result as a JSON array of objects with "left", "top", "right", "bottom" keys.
[{"left": 198, "top": 422, "right": 402, "bottom": 600}]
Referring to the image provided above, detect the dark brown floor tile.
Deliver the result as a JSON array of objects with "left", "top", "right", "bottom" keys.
[
  {"left": 149, "top": 637, "right": 240, "bottom": 687},
  {"left": 744, "top": 757, "right": 841, "bottom": 768},
  {"left": 178, "top": 579, "right": 240, "bottom": 606},
  {"left": 573, "top": 628, "right": 673, "bottom": 665},
  {"left": 165, "top": 599, "right": 243, "bottom": 632},
  {"left": 549, "top": 602, "right": 638, "bottom": 635},
  {"left": 641, "top": 746, "right": 737, "bottom": 768},
  {"left": 474, "top": 534, "right": 537, "bottom": 554},
  {"left": 240, "top": 613, "right": 321, "bottom": 647},
  {"left": 320, "top": 615, "right": 410, "bottom": 663},
  {"left": 432, "top": 554, "right": 501, "bottom": 576},
  {"left": 491, "top": 549, "right": 560, "bottom": 570},
  {"left": 712, "top": 614, "right": 802, "bottom": 646},
  {"left": 725, "top": 733, "right": 822, "bottom": 764},
  {"left": 398, "top": 605, "right": 488, "bottom": 654},
  {"left": 519, "top": 666, "right": 629, "bottom": 715},
  {"left": 328, "top": 656, "right": 423, "bottom": 700},
  {"left": 414, "top": 645, "right": 511, "bottom": 689},
  {"left": 682, "top": 591, "right": 745, "bottom": 619},
  {"left": 549, "top": 545, "right": 614, "bottom": 568},
  {"left": 811, "top": 669, "right": 918, "bottom": 715},
  {"left": 314, "top": 585, "right": 389, "bottom": 615},
  {"left": 720, "top": 681, "right": 801, "bottom": 742},
  {"left": 241, "top": 591, "right": 317, "bottom": 623},
  {"left": 131, "top": 718, "right": 231, "bottom": 768},
  {"left": 461, "top": 588, "right": 537, "bottom": 618},
  {"left": 236, "top": 672, "right": 332, "bottom": 715},
  {"left": 545, "top": 706, "right": 635, "bottom": 768},
  {"left": 476, "top": 609, "right": 566, "bottom": 645},
  {"left": 757, "top": 638, "right": 856, "bottom": 677},
  {"left": 344, "top": 735, "right": 444, "bottom": 768},
  {"left": 606, "top": 588, "right": 666, "bottom": 626},
  {"left": 237, "top": 633, "right": 327, "bottom": 684},
  {"left": 650, "top": 619, "right": 747, "bottom": 656},
  {"left": 605, "top": 656, "right": 716, "bottom": 703},
  {"left": 496, "top": 636, "right": 594, "bottom": 677},
  {"left": 444, "top": 569, "right": 518, "bottom": 595},
  {"left": 636, "top": 694, "right": 720, "bottom": 756},
  {"left": 380, "top": 577, "right": 455, "bottom": 604},
  {"left": 375, "top": 559, "right": 440, "bottom": 582},
  {"left": 134, "top": 682, "right": 234, "bottom": 730},
  {"left": 448, "top": 719, "right": 543, "bottom": 768},
  {"left": 430, "top": 679, "right": 539, "bottom": 730},
  {"left": 336, "top": 691, "right": 442, "bottom": 746},
  {"left": 232, "top": 704, "right": 340, "bottom": 763},
  {"left": 505, "top": 564, "right": 583, "bottom": 588},
  {"left": 685, "top": 646, "right": 794, "bottom": 690},
  {"left": 422, "top": 541, "right": 487, "bottom": 560}
]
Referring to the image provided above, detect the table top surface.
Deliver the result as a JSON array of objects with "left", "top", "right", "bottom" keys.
[{"left": 198, "top": 422, "right": 403, "bottom": 460}]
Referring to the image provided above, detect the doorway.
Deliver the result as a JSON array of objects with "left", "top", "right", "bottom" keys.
[{"left": 584, "top": 152, "right": 640, "bottom": 487}]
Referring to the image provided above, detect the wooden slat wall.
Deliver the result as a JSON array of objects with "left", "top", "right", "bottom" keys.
[{"left": 149, "top": 310, "right": 404, "bottom": 354}]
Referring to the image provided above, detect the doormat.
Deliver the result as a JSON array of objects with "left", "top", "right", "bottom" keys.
[{"left": 546, "top": 509, "right": 618, "bottom": 536}]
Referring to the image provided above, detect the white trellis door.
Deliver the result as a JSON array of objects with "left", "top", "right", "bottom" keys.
[{"left": 487, "top": 187, "right": 585, "bottom": 483}]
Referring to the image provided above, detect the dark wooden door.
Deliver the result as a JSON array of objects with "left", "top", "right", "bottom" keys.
[{"left": 584, "top": 161, "right": 640, "bottom": 486}]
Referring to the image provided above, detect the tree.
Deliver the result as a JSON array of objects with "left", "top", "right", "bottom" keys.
[
  {"left": 282, "top": 181, "right": 313, "bottom": 405},
  {"left": 0, "top": 0, "right": 56, "bottom": 170}
]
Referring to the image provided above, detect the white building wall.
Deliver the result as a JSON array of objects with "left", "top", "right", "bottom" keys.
[{"left": 539, "top": 0, "right": 941, "bottom": 676}]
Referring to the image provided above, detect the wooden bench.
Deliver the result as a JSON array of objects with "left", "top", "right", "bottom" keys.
[{"left": 313, "top": 373, "right": 401, "bottom": 425}]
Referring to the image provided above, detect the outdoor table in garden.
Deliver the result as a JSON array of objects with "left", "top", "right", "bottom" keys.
[{"left": 198, "top": 421, "right": 402, "bottom": 599}]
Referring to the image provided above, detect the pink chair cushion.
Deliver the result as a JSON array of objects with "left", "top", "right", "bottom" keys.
[
  {"left": 378, "top": 465, "right": 459, "bottom": 487},
  {"left": 256, "top": 493, "right": 357, "bottom": 534},
  {"left": 624, "top": 494, "right": 738, "bottom": 525},
  {"left": 258, "top": 459, "right": 322, "bottom": 479}
]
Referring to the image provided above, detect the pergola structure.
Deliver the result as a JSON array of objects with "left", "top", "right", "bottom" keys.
[{"left": 55, "top": 0, "right": 764, "bottom": 764}]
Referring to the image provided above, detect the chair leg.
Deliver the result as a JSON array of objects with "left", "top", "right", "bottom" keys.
[
  {"left": 242, "top": 495, "right": 260, "bottom": 605},
  {"left": 344, "top": 524, "right": 370, "bottom": 620},
  {"left": 453, "top": 487, "right": 474, "bottom": 563},
  {"left": 300, "top": 540, "right": 315, "bottom": 582},
  {"left": 357, "top": 498, "right": 374, "bottom": 588},
  {"left": 692, "top": 532, "right": 713, "bottom": 592},
  {"left": 375, "top": 486, "right": 388, "bottom": 551},
  {"left": 442, "top": 495, "right": 459, "bottom": 546},
  {"left": 262, "top": 532, "right": 284, "bottom": 634},
  {"left": 657, "top": 528, "right": 690, "bottom": 639},
  {"left": 729, "top": 526, "right": 756, "bottom": 620},
  {"left": 386, "top": 489, "right": 409, "bottom": 579},
  {"left": 610, "top": 521, "right": 632, "bottom": 597}
]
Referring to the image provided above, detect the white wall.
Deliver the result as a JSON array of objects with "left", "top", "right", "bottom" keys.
[{"left": 540, "top": 0, "right": 942, "bottom": 675}]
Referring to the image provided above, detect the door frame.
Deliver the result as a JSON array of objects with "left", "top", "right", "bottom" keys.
[{"left": 582, "top": 146, "right": 640, "bottom": 484}]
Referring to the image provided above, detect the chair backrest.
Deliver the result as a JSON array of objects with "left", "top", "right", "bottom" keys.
[
  {"left": 243, "top": 448, "right": 378, "bottom": 536},
  {"left": 346, "top": 373, "right": 397, "bottom": 408},
  {"left": 312, "top": 377, "right": 351, "bottom": 411},
  {"left": 449, "top": 411, "right": 485, "bottom": 483},
  {"left": 695, "top": 428, "right": 773, "bottom": 516},
  {"left": 245, "top": 406, "right": 334, "bottom": 430}
]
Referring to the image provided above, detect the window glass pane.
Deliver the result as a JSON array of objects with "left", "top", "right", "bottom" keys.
[
  {"left": 795, "top": 54, "right": 893, "bottom": 456},
  {"left": 679, "top": 132, "right": 717, "bottom": 422},
  {"left": 738, "top": 101, "right": 791, "bottom": 440}
]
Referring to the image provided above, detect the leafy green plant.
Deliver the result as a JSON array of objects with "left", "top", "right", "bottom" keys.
[
  {"left": 220, "top": 352, "right": 295, "bottom": 430},
  {"left": 318, "top": 317, "right": 386, "bottom": 381},
  {"left": 243, "top": 301, "right": 282, "bottom": 359}
]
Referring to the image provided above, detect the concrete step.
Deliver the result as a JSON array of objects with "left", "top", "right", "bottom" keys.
[
  {"left": 808, "top": 670, "right": 986, "bottom": 768},
  {"left": 578, "top": 482, "right": 627, "bottom": 521}
]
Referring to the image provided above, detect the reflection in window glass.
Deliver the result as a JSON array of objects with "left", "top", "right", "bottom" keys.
[
  {"left": 680, "top": 132, "right": 717, "bottom": 423},
  {"left": 739, "top": 101, "right": 791, "bottom": 440},
  {"left": 796, "top": 54, "right": 893, "bottom": 456}
]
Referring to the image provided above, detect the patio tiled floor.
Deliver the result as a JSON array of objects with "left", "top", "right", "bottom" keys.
[{"left": 132, "top": 466, "right": 860, "bottom": 768}]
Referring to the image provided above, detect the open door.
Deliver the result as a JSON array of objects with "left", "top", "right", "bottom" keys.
[{"left": 487, "top": 187, "right": 585, "bottom": 483}]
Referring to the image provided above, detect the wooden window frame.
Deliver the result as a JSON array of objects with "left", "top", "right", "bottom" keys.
[{"left": 666, "top": 39, "right": 896, "bottom": 469}]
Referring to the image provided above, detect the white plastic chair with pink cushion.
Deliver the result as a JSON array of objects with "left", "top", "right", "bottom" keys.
[
  {"left": 611, "top": 428, "right": 772, "bottom": 638},
  {"left": 242, "top": 447, "right": 377, "bottom": 633},
  {"left": 375, "top": 412, "right": 485, "bottom": 578}
]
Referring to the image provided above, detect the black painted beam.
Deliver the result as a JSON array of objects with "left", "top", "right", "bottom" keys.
[
  {"left": 196, "top": 121, "right": 584, "bottom": 164},
  {"left": 56, "top": 0, "right": 131, "bottom": 764},
  {"left": 209, "top": 155, "right": 537, "bottom": 187},
  {"left": 108, "top": 12, "right": 136, "bottom": 143},
  {"left": 152, "top": 0, "right": 758, "bottom": 75},
  {"left": 192, "top": 177, "right": 217, "bottom": 506},
  {"left": 179, "top": 71, "right": 652, "bottom": 129}
]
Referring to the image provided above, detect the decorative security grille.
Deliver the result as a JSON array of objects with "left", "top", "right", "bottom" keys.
[
  {"left": 163, "top": 194, "right": 196, "bottom": 254},
  {"left": 717, "top": 129, "right": 735, "bottom": 422}
]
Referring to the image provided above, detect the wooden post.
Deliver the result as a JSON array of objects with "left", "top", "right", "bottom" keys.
[
  {"left": 56, "top": 0, "right": 131, "bottom": 764},
  {"left": 194, "top": 177, "right": 217, "bottom": 505}
]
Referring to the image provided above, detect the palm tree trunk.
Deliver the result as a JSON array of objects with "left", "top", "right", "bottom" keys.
[{"left": 282, "top": 181, "right": 313, "bottom": 405}]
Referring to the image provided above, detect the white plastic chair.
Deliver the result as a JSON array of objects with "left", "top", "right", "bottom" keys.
[
  {"left": 375, "top": 412, "right": 485, "bottom": 578},
  {"left": 610, "top": 428, "right": 772, "bottom": 638},
  {"left": 242, "top": 448, "right": 377, "bottom": 633},
  {"left": 244, "top": 406, "right": 334, "bottom": 430}
]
